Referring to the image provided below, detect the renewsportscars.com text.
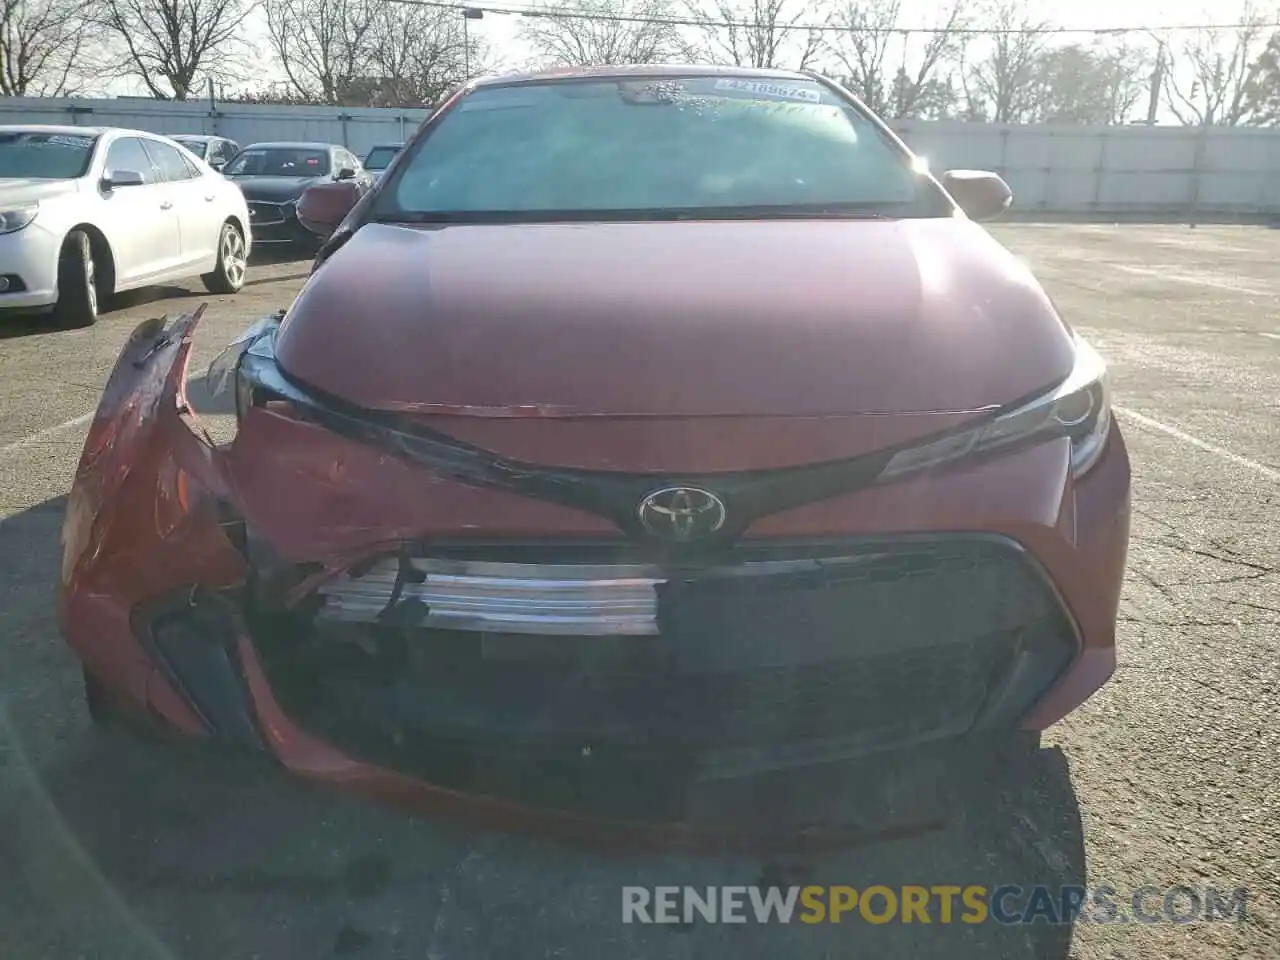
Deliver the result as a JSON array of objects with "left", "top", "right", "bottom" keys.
[{"left": 621, "top": 885, "right": 1248, "bottom": 926}]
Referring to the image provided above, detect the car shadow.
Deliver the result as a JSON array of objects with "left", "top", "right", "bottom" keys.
[
  {"left": 246, "top": 271, "right": 310, "bottom": 287},
  {"left": 110, "top": 285, "right": 194, "bottom": 311},
  {"left": 245, "top": 245, "right": 314, "bottom": 286},
  {"left": 0, "top": 493, "right": 1085, "bottom": 960},
  {"left": 1, "top": 249, "right": 308, "bottom": 339},
  {"left": 0, "top": 285, "right": 192, "bottom": 340},
  {"left": 250, "top": 244, "right": 316, "bottom": 266},
  {"left": 0, "top": 312, "right": 53, "bottom": 339}
]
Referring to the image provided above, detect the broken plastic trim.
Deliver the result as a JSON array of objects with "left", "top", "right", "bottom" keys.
[
  {"left": 209, "top": 317, "right": 1046, "bottom": 546},
  {"left": 133, "top": 588, "right": 269, "bottom": 751}
]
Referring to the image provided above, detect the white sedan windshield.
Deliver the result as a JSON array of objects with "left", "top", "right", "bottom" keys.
[{"left": 0, "top": 131, "right": 97, "bottom": 179}]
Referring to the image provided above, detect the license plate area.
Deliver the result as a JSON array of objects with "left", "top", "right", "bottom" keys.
[{"left": 659, "top": 566, "right": 884, "bottom": 672}]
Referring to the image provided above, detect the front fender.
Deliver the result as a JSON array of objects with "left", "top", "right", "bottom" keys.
[{"left": 58, "top": 308, "right": 248, "bottom": 726}]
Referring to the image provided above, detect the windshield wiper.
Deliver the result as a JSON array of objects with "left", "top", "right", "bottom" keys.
[
  {"left": 368, "top": 205, "right": 907, "bottom": 226},
  {"left": 705, "top": 205, "right": 899, "bottom": 221},
  {"left": 371, "top": 211, "right": 472, "bottom": 224}
]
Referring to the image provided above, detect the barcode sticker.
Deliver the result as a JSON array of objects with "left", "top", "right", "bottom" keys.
[{"left": 713, "top": 79, "right": 821, "bottom": 103}]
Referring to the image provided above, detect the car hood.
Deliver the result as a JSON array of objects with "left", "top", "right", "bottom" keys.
[
  {"left": 230, "top": 176, "right": 321, "bottom": 202},
  {"left": 275, "top": 218, "right": 1076, "bottom": 421},
  {"left": 0, "top": 179, "right": 80, "bottom": 204}
]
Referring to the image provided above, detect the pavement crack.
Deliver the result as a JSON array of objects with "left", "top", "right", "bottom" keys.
[
  {"left": 1217, "top": 598, "right": 1280, "bottom": 617},
  {"left": 1179, "top": 674, "right": 1257, "bottom": 706},
  {"left": 1118, "top": 615, "right": 1245, "bottom": 628},
  {"left": 1153, "top": 539, "right": 1275, "bottom": 573},
  {"left": 1133, "top": 567, "right": 1180, "bottom": 603},
  {"left": 1197, "top": 571, "right": 1273, "bottom": 585},
  {"left": 60, "top": 381, "right": 107, "bottom": 395}
]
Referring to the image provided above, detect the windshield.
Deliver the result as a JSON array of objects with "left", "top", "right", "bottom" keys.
[
  {"left": 172, "top": 138, "right": 207, "bottom": 158},
  {"left": 224, "top": 147, "right": 330, "bottom": 177},
  {"left": 0, "top": 131, "right": 98, "bottom": 179},
  {"left": 364, "top": 146, "right": 400, "bottom": 170},
  {"left": 378, "top": 77, "right": 943, "bottom": 222}
]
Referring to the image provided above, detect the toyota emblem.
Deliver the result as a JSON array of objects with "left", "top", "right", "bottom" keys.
[{"left": 637, "top": 486, "right": 727, "bottom": 542}]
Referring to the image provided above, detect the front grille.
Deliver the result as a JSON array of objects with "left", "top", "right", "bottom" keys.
[{"left": 251, "top": 535, "right": 1077, "bottom": 819}]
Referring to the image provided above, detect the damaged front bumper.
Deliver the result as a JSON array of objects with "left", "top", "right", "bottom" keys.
[{"left": 59, "top": 310, "right": 1129, "bottom": 848}]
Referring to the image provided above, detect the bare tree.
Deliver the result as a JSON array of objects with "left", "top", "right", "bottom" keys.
[
  {"left": 366, "top": 3, "right": 476, "bottom": 105},
  {"left": 828, "top": 0, "right": 895, "bottom": 111},
  {"left": 1163, "top": 10, "right": 1270, "bottom": 125},
  {"left": 99, "top": 0, "right": 250, "bottom": 99},
  {"left": 1, "top": 0, "right": 103, "bottom": 95},
  {"left": 368, "top": 6, "right": 463, "bottom": 104},
  {"left": 265, "top": 0, "right": 377, "bottom": 104},
  {"left": 521, "top": 0, "right": 687, "bottom": 66},
  {"left": 960, "top": 0, "right": 1047, "bottom": 122},
  {"left": 266, "top": 0, "right": 475, "bottom": 107},
  {"left": 690, "top": 0, "right": 826, "bottom": 71},
  {"left": 1242, "top": 30, "right": 1280, "bottom": 125},
  {"left": 1028, "top": 41, "right": 1149, "bottom": 124},
  {"left": 830, "top": 0, "right": 968, "bottom": 118}
]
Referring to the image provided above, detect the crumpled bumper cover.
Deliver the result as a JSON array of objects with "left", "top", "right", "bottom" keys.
[{"left": 57, "top": 309, "right": 1130, "bottom": 848}]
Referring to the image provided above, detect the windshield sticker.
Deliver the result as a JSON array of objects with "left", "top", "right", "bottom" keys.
[
  {"left": 46, "top": 135, "right": 94, "bottom": 148},
  {"left": 713, "top": 78, "right": 821, "bottom": 103}
]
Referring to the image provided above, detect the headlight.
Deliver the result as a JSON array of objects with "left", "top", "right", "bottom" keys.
[
  {"left": 207, "top": 316, "right": 283, "bottom": 423},
  {"left": 0, "top": 203, "right": 38, "bottom": 234},
  {"left": 881, "top": 336, "right": 1112, "bottom": 480}
]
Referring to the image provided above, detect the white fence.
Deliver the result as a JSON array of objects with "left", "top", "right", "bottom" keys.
[
  {"left": 895, "top": 120, "right": 1280, "bottom": 220},
  {"left": 0, "top": 97, "right": 431, "bottom": 161},
  {"left": 3, "top": 96, "right": 1279, "bottom": 218}
]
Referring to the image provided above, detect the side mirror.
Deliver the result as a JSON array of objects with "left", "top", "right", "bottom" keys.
[
  {"left": 297, "top": 180, "right": 362, "bottom": 238},
  {"left": 210, "top": 158, "right": 226, "bottom": 171},
  {"left": 941, "top": 169, "right": 1012, "bottom": 221},
  {"left": 336, "top": 167, "right": 356, "bottom": 181},
  {"left": 101, "top": 169, "right": 146, "bottom": 190}
]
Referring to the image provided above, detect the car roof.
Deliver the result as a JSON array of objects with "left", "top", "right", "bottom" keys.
[
  {"left": 369, "top": 143, "right": 405, "bottom": 148},
  {"left": 0, "top": 124, "right": 111, "bottom": 137},
  {"left": 474, "top": 62, "right": 816, "bottom": 88},
  {"left": 239, "top": 141, "right": 340, "bottom": 150},
  {"left": 169, "top": 134, "right": 227, "bottom": 142},
  {"left": 0, "top": 124, "right": 213, "bottom": 141}
]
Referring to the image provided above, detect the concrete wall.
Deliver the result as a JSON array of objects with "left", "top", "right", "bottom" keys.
[{"left": 3, "top": 96, "right": 1278, "bottom": 218}]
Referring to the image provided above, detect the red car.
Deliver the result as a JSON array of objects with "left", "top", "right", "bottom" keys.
[{"left": 60, "top": 66, "right": 1130, "bottom": 849}]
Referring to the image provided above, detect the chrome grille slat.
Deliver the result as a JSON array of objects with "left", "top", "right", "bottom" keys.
[{"left": 316, "top": 558, "right": 664, "bottom": 634}]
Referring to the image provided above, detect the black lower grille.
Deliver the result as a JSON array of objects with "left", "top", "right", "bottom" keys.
[
  {"left": 247, "top": 201, "right": 286, "bottom": 224},
  {"left": 251, "top": 535, "right": 1076, "bottom": 820}
]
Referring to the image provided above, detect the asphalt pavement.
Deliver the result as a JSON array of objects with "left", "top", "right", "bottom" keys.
[{"left": 0, "top": 226, "right": 1276, "bottom": 959}]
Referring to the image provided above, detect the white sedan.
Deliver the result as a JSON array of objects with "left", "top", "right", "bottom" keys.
[{"left": 0, "top": 125, "right": 251, "bottom": 327}]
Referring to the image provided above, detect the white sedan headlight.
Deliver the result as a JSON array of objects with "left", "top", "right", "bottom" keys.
[
  {"left": 0, "top": 203, "right": 38, "bottom": 234},
  {"left": 882, "top": 336, "right": 1112, "bottom": 480}
]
